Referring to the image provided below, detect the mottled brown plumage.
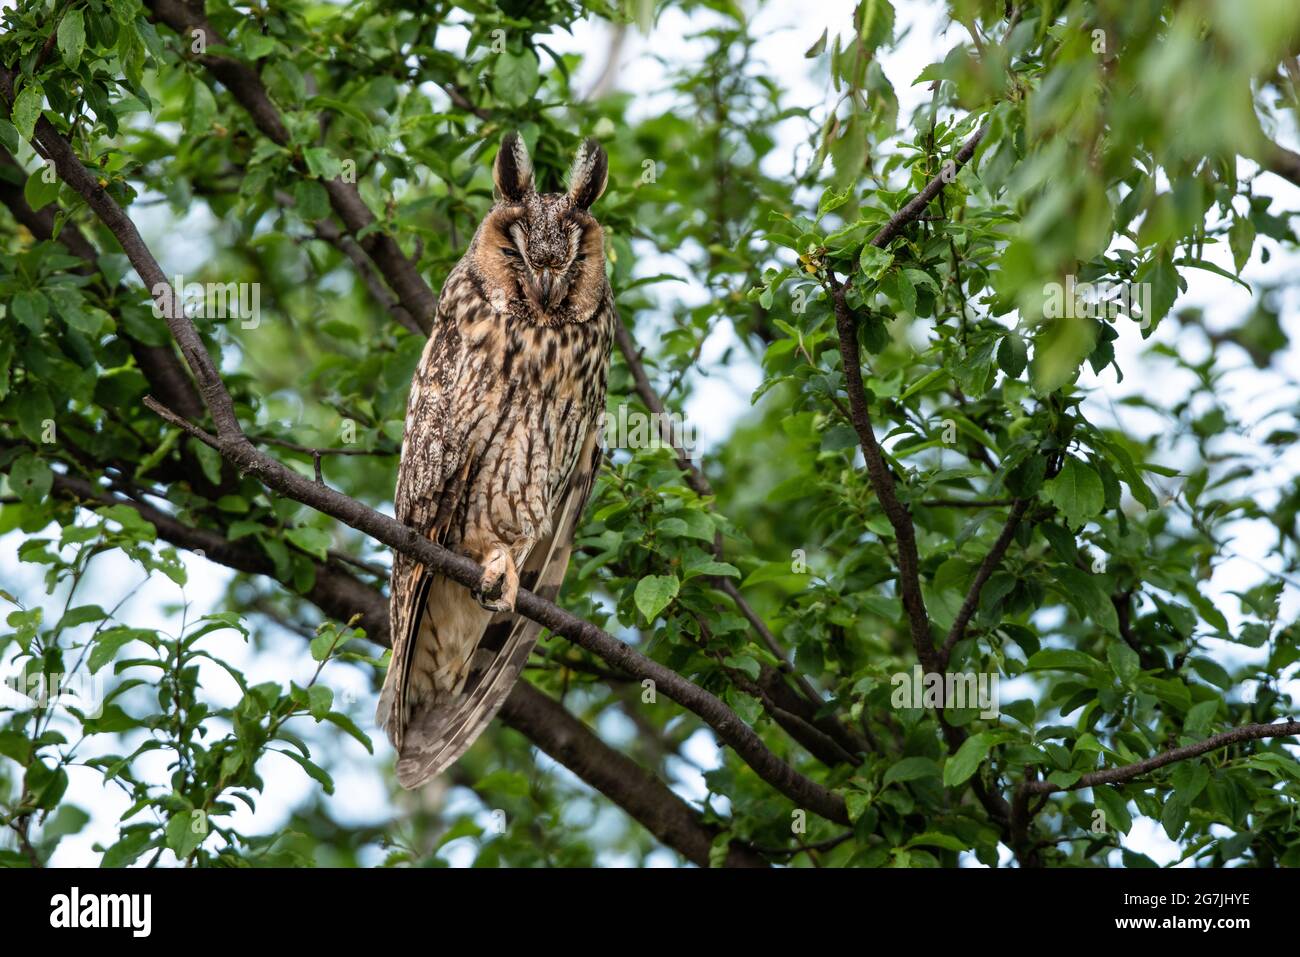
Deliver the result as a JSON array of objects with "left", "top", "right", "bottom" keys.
[{"left": 379, "top": 133, "right": 615, "bottom": 787}]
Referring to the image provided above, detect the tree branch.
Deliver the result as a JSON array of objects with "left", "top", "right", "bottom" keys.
[
  {"left": 1022, "top": 721, "right": 1300, "bottom": 795},
  {"left": 45, "top": 466, "right": 767, "bottom": 866},
  {"left": 274, "top": 187, "right": 423, "bottom": 336},
  {"left": 143, "top": 0, "right": 438, "bottom": 332},
  {"left": 497, "top": 685, "right": 767, "bottom": 866},
  {"left": 939, "top": 497, "right": 1030, "bottom": 667},
  {"left": 613, "top": 320, "right": 713, "bottom": 499},
  {"left": 0, "top": 149, "right": 205, "bottom": 422},
  {"left": 822, "top": 122, "right": 990, "bottom": 676},
  {"left": 613, "top": 320, "right": 858, "bottom": 747},
  {"left": 827, "top": 268, "right": 938, "bottom": 673},
  {"left": 131, "top": 394, "right": 843, "bottom": 823},
  {"left": 1260, "top": 135, "right": 1300, "bottom": 189}
]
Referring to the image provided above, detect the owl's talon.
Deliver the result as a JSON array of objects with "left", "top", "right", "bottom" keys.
[{"left": 475, "top": 547, "right": 517, "bottom": 613}]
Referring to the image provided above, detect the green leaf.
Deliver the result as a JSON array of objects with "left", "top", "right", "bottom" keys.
[
  {"left": 184, "top": 75, "right": 217, "bottom": 131},
  {"left": 1025, "top": 648, "right": 1103, "bottom": 675},
  {"left": 883, "top": 756, "right": 941, "bottom": 786},
  {"left": 1160, "top": 796, "right": 1188, "bottom": 840},
  {"left": 41, "top": 804, "right": 90, "bottom": 846},
  {"left": 722, "top": 654, "right": 760, "bottom": 680},
  {"left": 309, "top": 631, "right": 338, "bottom": 662},
  {"left": 25, "top": 759, "right": 67, "bottom": 810},
  {"left": 860, "top": 245, "right": 893, "bottom": 281},
  {"left": 56, "top": 605, "right": 108, "bottom": 630},
  {"left": 805, "top": 27, "right": 828, "bottom": 58},
  {"left": 898, "top": 368, "right": 946, "bottom": 401},
  {"left": 943, "top": 732, "right": 1000, "bottom": 787},
  {"left": 58, "top": 9, "right": 86, "bottom": 68},
  {"left": 997, "top": 332, "right": 1027, "bottom": 378},
  {"left": 6, "top": 607, "right": 42, "bottom": 653},
  {"left": 100, "top": 827, "right": 156, "bottom": 868},
  {"left": 89, "top": 627, "right": 153, "bottom": 673},
  {"left": 885, "top": 268, "right": 916, "bottom": 314},
  {"left": 492, "top": 49, "right": 539, "bottom": 107},
  {"left": 242, "top": 33, "right": 278, "bottom": 61},
  {"left": 1188, "top": 658, "right": 1230, "bottom": 696},
  {"left": 0, "top": 118, "right": 18, "bottom": 154},
  {"left": 844, "top": 789, "right": 872, "bottom": 823},
  {"left": 1042, "top": 457, "right": 1105, "bottom": 527},
  {"left": 323, "top": 712, "right": 373, "bottom": 753},
  {"left": 304, "top": 147, "right": 342, "bottom": 180},
  {"left": 1228, "top": 214, "right": 1255, "bottom": 273},
  {"left": 188, "top": 440, "right": 224, "bottom": 487},
  {"left": 165, "top": 811, "right": 206, "bottom": 859},
  {"left": 307, "top": 685, "right": 333, "bottom": 720},
  {"left": 294, "top": 178, "right": 329, "bottom": 221},
  {"left": 24, "top": 166, "right": 59, "bottom": 212},
  {"left": 9, "top": 455, "right": 52, "bottom": 506},
  {"left": 1107, "top": 641, "right": 1141, "bottom": 684},
  {"left": 286, "top": 526, "right": 330, "bottom": 560},
  {"left": 906, "top": 831, "right": 968, "bottom": 852},
  {"left": 1092, "top": 786, "right": 1132, "bottom": 835},
  {"left": 278, "top": 749, "right": 334, "bottom": 794},
  {"left": 11, "top": 83, "right": 43, "bottom": 142},
  {"left": 1171, "top": 761, "right": 1209, "bottom": 803},
  {"left": 1183, "top": 698, "right": 1219, "bottom": 736},
  {"left": 1144, "top": 255, "right": 1179, "bottom": 329},
  {"left": 682, "top": 560, "right": 741, "bottom": 581},
  {"left": 96, "top": 504, "right": 156, "bottom": 542},
  {"left": 634, "top": 575, "right": 679, "bottom": 621},
  {"left": 817, "top": 184, "right": 848, "bottom": 216}
]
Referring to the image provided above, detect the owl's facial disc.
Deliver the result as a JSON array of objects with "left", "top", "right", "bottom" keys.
[{"left": 505, "top": 209, "right": 583, "bottom": 312}]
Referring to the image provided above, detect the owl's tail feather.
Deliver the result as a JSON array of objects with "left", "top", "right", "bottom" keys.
[
  {"left": 394, "top": 613, "right": 542, "bottom": 788},
  {"left": 389, "top": 503, "right": 575, "bottom": 788}
]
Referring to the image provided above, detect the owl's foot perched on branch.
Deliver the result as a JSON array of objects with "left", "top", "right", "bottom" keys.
[{"left": 473, "top": 545, "right": 518, "bottom": 613}]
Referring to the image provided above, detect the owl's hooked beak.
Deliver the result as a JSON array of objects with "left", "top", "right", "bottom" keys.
[{"left": 535, "top": 268, "right": 558, "bottom": 311}]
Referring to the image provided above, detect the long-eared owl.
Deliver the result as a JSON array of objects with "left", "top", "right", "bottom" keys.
[{"left": 379, "top": 133, "right": 615, "bottom": 787}]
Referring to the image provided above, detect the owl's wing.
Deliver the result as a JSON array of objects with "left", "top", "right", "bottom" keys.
[
  {"left": 392, "top": 423, "right": 604, "bottom": 788},
  {"left": 378, "top": 285, "right": 474, "bottom": 754}
]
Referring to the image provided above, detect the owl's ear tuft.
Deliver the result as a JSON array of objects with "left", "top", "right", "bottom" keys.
[
  {"left": 567, "top": 138, "right": 608, "bottom": 210},
  {"left": 494, "top": 132, "right": 534, "bottom": 203}
]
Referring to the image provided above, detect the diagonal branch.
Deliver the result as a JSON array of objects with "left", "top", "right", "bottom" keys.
[
  {"left": 613, "top": 320, "right": 865, "bottom": 753},
  {"left": 308, "top": 216, "right": 424, "bottom": 337},
  {"left": 1259, "top": 135, "right": 1300, "bottom": 188},
  {"left": 498, "top": 685, "right": 767, "bottom": 866},
  {"left": 1021, "top": 720, "right": 1300, "bottom": 795},
  {"left": 939, "top": 497, "right": 1030, "bottom": 667},
  {"left": 871, "top": 126, "right": 989, "bottom": 249},
  {"left": 143, "top": 0, "right": 438, "bottom": 332},
  {"left": 142, "top": 387, "right": 849, "bottom": 824},
  {"left": 824, "top": 122, "right": 990, "bottom": 676},
  {"left": 0, "top": 149, "right": 205, "bottom": 422},
  {"left": 44, "top": 466, "right": 767, "bottom": 867}
]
